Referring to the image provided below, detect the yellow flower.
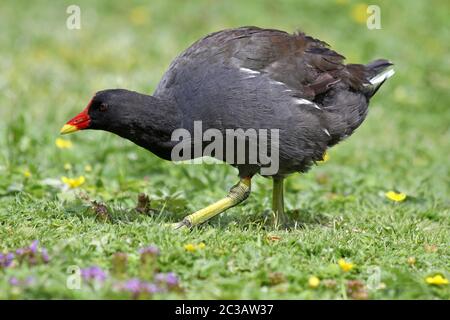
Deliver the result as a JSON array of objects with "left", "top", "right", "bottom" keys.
[
  {"left": 308, "top": 276, "right": 320, "bottom": 288},
  {"left": 128, "top": 6, "right": 150, "bottom": 26},
  {"left": 84, "top": 164, "right": 93, "bottom": 172},
  {"left": 184, "top": 244, "right": 196, "bottom": 252},
  {"left": 338, "top": 258, "right": 354, "bottom": 272},
  {"left": 425, "top": 275, "right": 448, "bottom": 286},
  {"left": 407, "top": 257, "right": 416, "bottom": 266},
  {"left": 23, "top": 169, "right": 32, "bottom": 178},
  {"left": 64, "top": 163, "right": 72, "bottom": 171},
  {"left": 55, "top": 138, "right": 73, "bottom": 149},
  {"left": 61, "top": 176, "right": 85, "bottom": 188},
  {"left": 184, "top": 243, "right": 205, "bottom": 252},
  {"left": 318, "top": 151, "right": 329, "bottom": 163},
  {"left": 197, "top": 242, "right": 206, "bottom": 249},
  {"left": 351, "top": 3, "right": 368, "bottom": 24},
  {"left": 378, "top": 282, "right": 387, "bottom": 290},
  {"left": 385, "top": 191, "right": 407, "bottom": 202}
]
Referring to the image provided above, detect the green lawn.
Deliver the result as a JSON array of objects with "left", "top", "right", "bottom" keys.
[{"left": 0, "top": 0, "right": 449, "bottom": 299}]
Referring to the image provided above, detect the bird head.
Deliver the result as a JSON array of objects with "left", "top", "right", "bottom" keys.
[{"left": 60, "top": 89, "right": 139, "bottom": 135}]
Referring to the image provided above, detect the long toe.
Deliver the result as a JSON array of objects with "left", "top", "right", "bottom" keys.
[{"left": 163, "top": 221, "right": 191, "bottom": 232}]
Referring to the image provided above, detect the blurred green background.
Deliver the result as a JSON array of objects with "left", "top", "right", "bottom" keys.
[{"left": 0, "top": 0, "right": 449, "bottom": 299}]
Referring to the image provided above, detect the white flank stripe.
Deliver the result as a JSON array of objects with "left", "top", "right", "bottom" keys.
[
  {"left": 293, "top": 98, "right": 321, "bottom": 110},
  {"left": 240, "top": 67, "right": 260, "bottom": 75},
  {"left": 270, "top": 80, "right": 285, "bottom": 86},
  {"left": 323, "top": 128, "right": 331, "bottom": 137},
  {"left": 293, "top": 98, "right": 313, "bottom": 105},
  {"left": 370, "top": 68, "right": 395, "bottom": 85}
]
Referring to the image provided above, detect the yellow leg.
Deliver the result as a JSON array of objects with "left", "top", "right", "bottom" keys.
[
  {"left": 272, "top": 177, "right": 287, "bottom": 228},
  {"left": 174, "top": 177, "right": 251, "bottom": 229}
]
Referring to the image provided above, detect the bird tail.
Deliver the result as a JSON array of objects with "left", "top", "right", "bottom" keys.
[
  {"left": 365, "top": 59, "right": 395, "bottom": 98},
  {"left": 364, "top": 59, "right": 395, "bottom": 98}
]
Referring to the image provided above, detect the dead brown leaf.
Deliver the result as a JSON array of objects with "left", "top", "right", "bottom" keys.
[
  {"left": 346, "top": 280, "right": 368, "bottom": 300},
  {"left": 136, "top": 193, "right": 152, "bottom": 214},
  {"left": 91, "top": 201, "right": 110, "bottom": 221}
]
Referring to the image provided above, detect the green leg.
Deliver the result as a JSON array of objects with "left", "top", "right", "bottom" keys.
[
  {"left": 173, "top": 177, "right": 251, "bottom": 229},
  {"left": 272, "top": 177, "right": 287, "bottom": 228}
]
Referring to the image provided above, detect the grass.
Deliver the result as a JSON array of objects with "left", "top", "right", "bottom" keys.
[{"left": 0, "top": 0, "right": 449, "bottom": 299}]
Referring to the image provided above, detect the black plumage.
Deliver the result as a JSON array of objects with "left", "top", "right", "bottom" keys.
[{"left": 62, "top": 26, "right": 394, "bottom": 227}]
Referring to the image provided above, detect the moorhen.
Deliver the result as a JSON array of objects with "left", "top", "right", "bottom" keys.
[{"left": 60, "top": 26, "right": 394, "bottom": 228}]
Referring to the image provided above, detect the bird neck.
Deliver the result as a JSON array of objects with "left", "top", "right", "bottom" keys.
[{"left": 109, "top": 93, "right": 181, "bottom": 160}]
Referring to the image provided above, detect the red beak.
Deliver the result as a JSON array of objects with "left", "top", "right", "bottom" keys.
[{"left": 60, "top": 106, "right": 91, "bottom": 134}]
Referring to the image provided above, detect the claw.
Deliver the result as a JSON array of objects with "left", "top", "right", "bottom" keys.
[{"left": 165, "top": 220, "right": 191, "bottom": 231}]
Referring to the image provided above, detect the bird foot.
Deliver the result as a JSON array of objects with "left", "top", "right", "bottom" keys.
[
  {"left": 273, "top": 211, "right": 290, "bottom": 230},
  {"left": 166, "top": 219, "right": 191, "bottom": 231}
]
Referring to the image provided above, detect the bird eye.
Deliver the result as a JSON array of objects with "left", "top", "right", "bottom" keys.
[{"left": 99, "top": 103, "right": 108, "bottom": 112}]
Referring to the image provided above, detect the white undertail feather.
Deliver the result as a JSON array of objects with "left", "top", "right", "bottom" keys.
[{"left": 369, "top": 68, "right": 395, "bottom": 85}]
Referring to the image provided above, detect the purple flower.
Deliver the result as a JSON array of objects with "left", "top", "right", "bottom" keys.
[
  {"left": 41, "top": 248, "right": 50, "bottom": 263},
  {"left": 29, "top": 240, "right": 39, "bottom": 253},
  {"left": 1, "top": 240, "right": 49, "bottom": 268},
  {"left": 9, "top": 277, "right": 19, "bottom": 286},
  {"left": 80, "top": 269, "right": 89, "bottom": 279},
  {"left": 154, "top": 272, "right": 179, "bottom": 289},
  {"left": 124, "top": 278, "right": 141, "bottom": 293},
  {"left": 139, "top": 245, "right": 160, "bottom": 256},
  {"left": 25, "top": 276, "right": 35, "bottom": 286},
  {"left": 166, "top": 272, "right": 179, "bottom": 287},
  {"left": 0, "top": 252, "right": 15, "bottom": 268},
  {"left": 154, "top": 273, "right": 166, "bottom": 283},
  {"left": 120, "top": 279, "right": 162, "bottom": 298},
  {"left": 142, "top": 283, "right": 161, "bottom": 294},
  {"left": 5, "top": 253, "right": 14, "bottom": 267},
  {"left": 81, "top": 266, "right": 107, "bottom": 282},
  {"left": 8, "top": 276, "right": 34, "bottom": 287},
  {"left": 1, "top": 255, "right": 6, "bottom": 268}
]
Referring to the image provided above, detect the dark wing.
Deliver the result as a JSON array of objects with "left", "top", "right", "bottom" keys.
[
  {"left": 210, "top": 27, "right": 369, "bottom": 99},
  {"left": 157, "top": 26, "right": 368, "bottom": 98},
  {"left": 155, "top": 27, "right": 386, "bottom": 169},
  {"left": 229, "top": 27, "right": 378, "bottom": 148}
]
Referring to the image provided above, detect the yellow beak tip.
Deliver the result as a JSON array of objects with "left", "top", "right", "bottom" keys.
[{"left": 60, "top": 124, "right": 78, "bottom": 135}]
